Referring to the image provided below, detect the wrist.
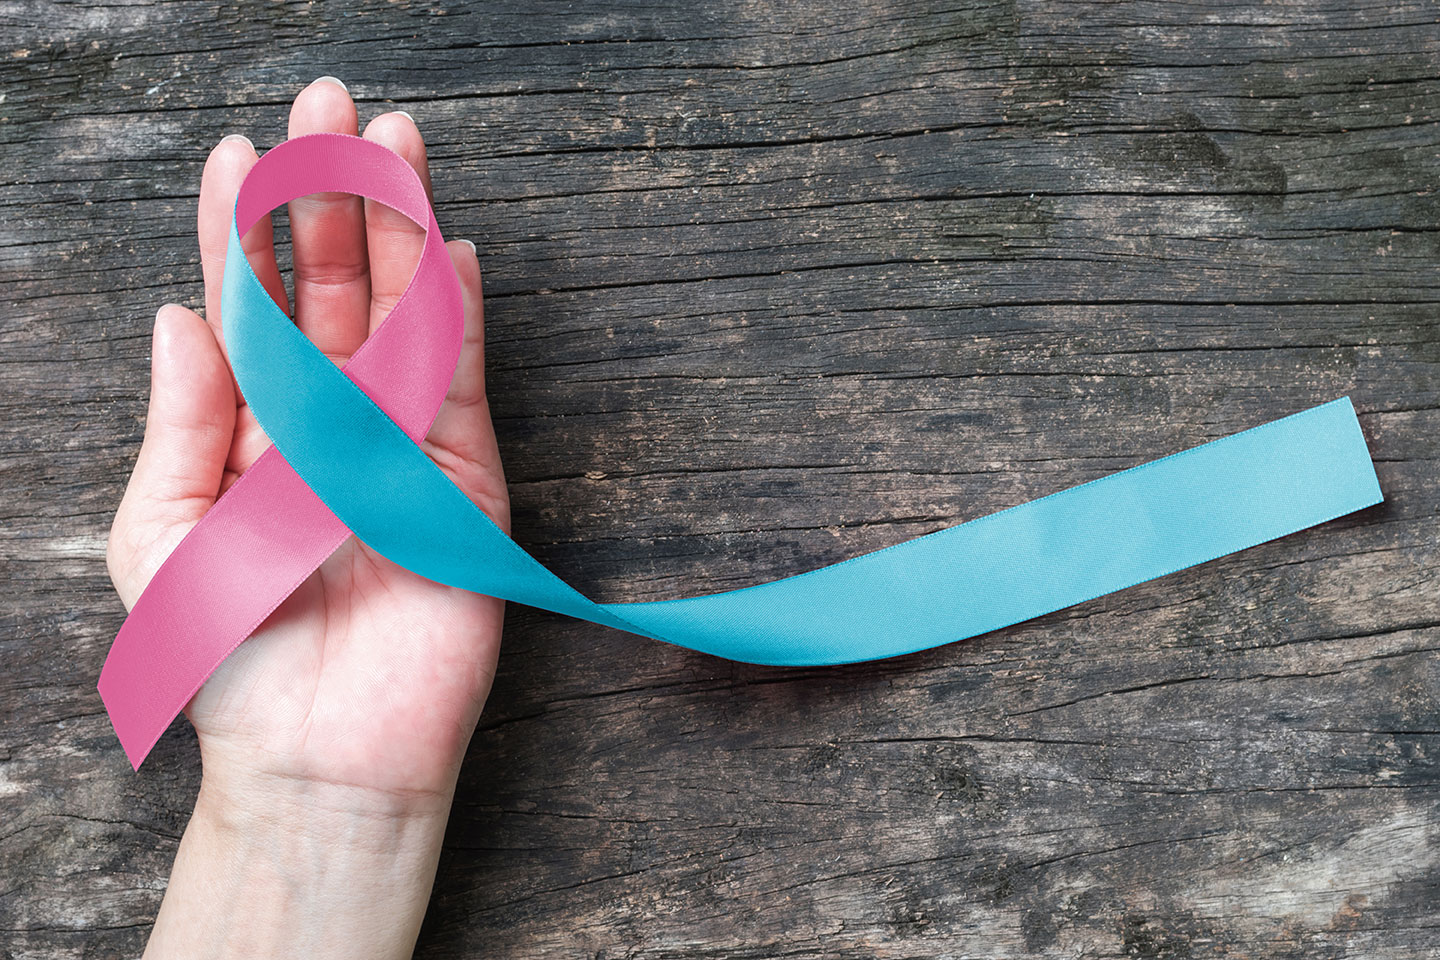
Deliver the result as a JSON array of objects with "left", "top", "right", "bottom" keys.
[{"left": 144, "top": 765, "right": 452, "bottom": 959}]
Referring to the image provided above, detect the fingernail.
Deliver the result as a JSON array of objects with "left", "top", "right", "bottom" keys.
[
  {"left": 154, "top": 303, "right": 188, "bottom": 326},
  {"left": 392, "top": 110, "right": 415, "bottom": 123},
  {"left": 152, "top": 304, "right": 178, "bottom": 348},
  {"left": 221, "top": 133, "right": 253, "bottom": 149},
  {"left": 458, "top": 239, "right": 476, "bottom": 254},
  {"left": 311, "top": 76, "right": 348, "bottom": 93}
]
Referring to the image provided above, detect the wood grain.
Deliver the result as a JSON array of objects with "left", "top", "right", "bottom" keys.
[{"left": 1, "top": 1, "right": 1436, "bottom": 957}]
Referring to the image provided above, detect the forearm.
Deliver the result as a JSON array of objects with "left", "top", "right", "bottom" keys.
[{"left": 145, "top": 768, "right": 453, "bottom": 960}]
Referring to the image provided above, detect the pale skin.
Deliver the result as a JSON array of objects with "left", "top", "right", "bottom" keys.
[{"left": 105, "top": 78, "right": 508, "bottom": 958}]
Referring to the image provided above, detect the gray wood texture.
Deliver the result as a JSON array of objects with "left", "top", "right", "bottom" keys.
[{"left": 2, "top": 1, "right": 1437, "bottom": 956}]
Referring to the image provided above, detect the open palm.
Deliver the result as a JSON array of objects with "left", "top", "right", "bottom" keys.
[{"left": 106, "top": 79, "right": 507, "bottom": 803}]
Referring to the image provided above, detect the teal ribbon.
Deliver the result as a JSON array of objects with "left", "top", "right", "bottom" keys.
[{"left": 227, "top": 231, "right": 1384, "bottom": 665}]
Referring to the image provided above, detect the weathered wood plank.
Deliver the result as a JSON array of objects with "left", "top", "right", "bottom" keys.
[{"left": 1, "top": 1, "right": 1436, "bottom": 957}]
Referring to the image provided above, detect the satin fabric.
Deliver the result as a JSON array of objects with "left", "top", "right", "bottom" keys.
[{"left": 98, "top": 134, "right": 1384, "bottom": 769}]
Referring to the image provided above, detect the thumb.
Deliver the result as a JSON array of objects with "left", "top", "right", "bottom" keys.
[{"left": 108, "top": 304, "right": 236, "bottom": 607}]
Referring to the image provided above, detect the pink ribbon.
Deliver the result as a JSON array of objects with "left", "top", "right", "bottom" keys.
[{"left": 99, "top": 135, "right": 462, "bottom": 769}]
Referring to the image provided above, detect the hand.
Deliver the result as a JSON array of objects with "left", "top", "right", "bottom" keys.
[{"left": 105, "top": 78, "right": 508, "bottom": 958}]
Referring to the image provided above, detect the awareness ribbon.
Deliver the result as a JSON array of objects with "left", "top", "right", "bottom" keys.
[{"left": 98, "top": 134, "right": 1384, "bottom": 769}]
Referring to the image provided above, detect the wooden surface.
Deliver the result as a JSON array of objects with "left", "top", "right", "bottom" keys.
[{"left": 2, "top": 1, "right": 1438, "bottom": 956}]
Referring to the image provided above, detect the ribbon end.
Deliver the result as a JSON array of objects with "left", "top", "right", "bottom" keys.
[
  {"left": 1332, "top": 395, "right": 1385, "bottom": 509},
  {"left": 97, "top": 673, "right": 155, "bottom": 772}
]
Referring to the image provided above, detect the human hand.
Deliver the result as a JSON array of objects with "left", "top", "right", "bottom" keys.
[{"left": 105, "top": 78, "right": 507, "bottom": 958}]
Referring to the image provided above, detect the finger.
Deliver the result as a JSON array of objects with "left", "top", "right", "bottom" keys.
[
  {"left": 287, "top": 77, "right": 370, "bottom": 360},
  {"left": 422, "top": 240, "right": 509, "bottom": 532},
  {"left": 439, "top": 240, "right": 487, "bottom": 412},
  {"left": 361, "top": 111, "right": 432, "bottom": 335},
  {"left": 195, "top": 135, "right": 287, "bottom": 489},
  {"left": 108, "top": 305, "right": 235, "bottom": 607},
  {"left": 219, "top": 406, "right": 274, "bottom": 494},
  {"left": 198, "top": 135, "right": 289, "bottom": 349}
]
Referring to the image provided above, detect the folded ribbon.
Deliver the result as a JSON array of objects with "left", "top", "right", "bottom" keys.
[{"left": 98, "top": 134, "right": 1385, "bottom": 769}]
